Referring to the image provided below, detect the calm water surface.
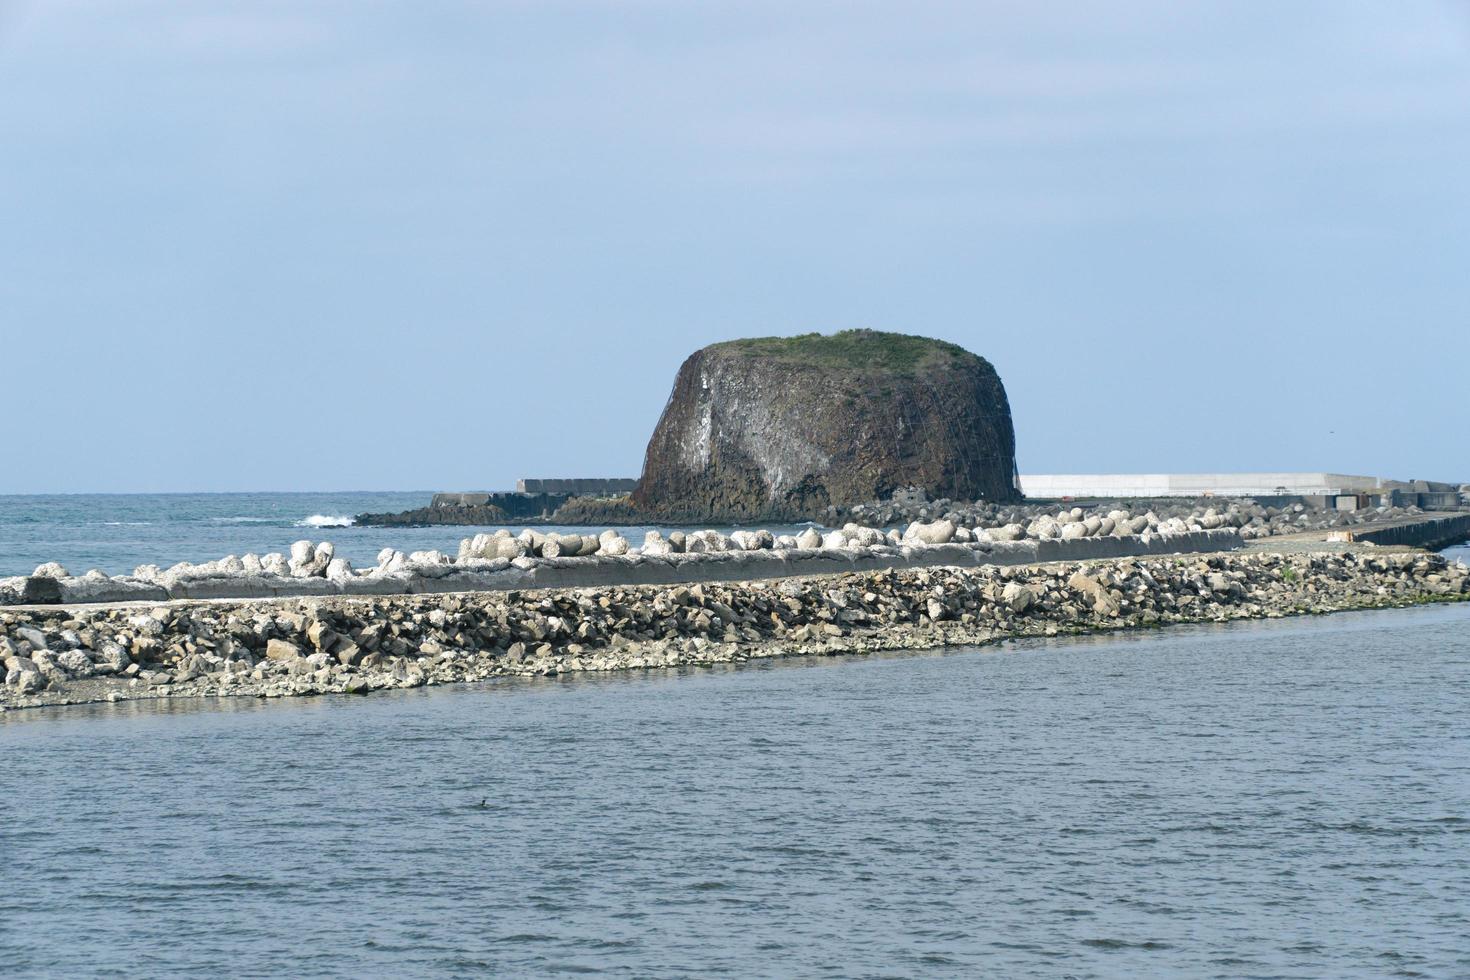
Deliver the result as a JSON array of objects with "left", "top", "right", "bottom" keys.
[{"left": 4, "top": 604, "right": 1469, "bottom": 978}]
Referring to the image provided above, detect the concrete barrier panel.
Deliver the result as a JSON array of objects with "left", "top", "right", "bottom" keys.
[{"left": 1353, "top": 514, "right": 1470, "bottom": 550}]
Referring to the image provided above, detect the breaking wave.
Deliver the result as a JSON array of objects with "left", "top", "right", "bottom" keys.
[{"left": 297, "top": 514, "right": 356, "bottom": 528}]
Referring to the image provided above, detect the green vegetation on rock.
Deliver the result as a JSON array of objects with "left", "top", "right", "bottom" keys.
[{"left": 712, "top": 329, "right": 969, "bottom": 375}]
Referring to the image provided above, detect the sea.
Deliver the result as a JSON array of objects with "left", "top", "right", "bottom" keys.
[
  {"left": 2, "top": 603, "right": 1468, "bottom": 976},
  {"left": 3, "top": 494, "right": 1469, "bottom": 977},
  {"left": 0, "top": 491, "right": 815, "bottom": 579}
]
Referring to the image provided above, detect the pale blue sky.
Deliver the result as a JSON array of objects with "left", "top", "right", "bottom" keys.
[{"left": 2, "top": 1, "right": 1466, "bottom": 493}]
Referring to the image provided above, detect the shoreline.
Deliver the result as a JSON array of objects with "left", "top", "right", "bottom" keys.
[
  {"left": 4, "top": 548, "right": 1466, "bottom": 714},
  {"left": 2, "top": 528, "right": 1245, "bottom": 606},
  {"left": 9, "top": 508, "right": 1464, "bottom": 608}
]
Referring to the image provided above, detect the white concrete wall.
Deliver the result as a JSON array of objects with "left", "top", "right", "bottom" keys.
[{"left": 1019, "top": 473, "right": 1384, "bottom": 498}]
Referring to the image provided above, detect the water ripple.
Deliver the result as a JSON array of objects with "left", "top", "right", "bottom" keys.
[{"left": 2, "top": 604, "right": 1470, "bottom": 977}]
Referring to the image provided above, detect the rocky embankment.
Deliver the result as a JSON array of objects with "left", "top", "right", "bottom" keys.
[
  {"left": 356, "top": 503, "right": 510, "bottom": 527},
  {"left": 837, "top": 492, "right": 1457, "bottom": 541},
  {"left": 2, "top": 514, "right": 1242, "bottom": 606},
  {"left": 8, "top": 501, "right": 1462, "bottom": 608},
  {"left": 3, "top": 550, "right": 1466, "bottom": 711},
  {"left": 356, "top": 494, "right": 640, "bottom": 528}
]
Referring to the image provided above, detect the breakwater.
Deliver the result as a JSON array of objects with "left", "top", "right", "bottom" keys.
[
  {"left": 360, "top": 493, "right": 565, "bottom": 526},
  {"left": 359, "top": 482, "right": 641, "bottom": 527},
  {"left": 3, "top": 549, "right": 1465, "bottom": 711},
  {"left": 1349, "top": 513, "right": 1470, "bottom": 550},
  {"left": 2, "top": 526, "right": 1242, "bottom": 606}
]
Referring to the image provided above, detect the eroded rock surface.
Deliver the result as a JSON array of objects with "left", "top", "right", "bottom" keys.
[{"left": 631, "top": 330, "right": 1019, "bottom": 521}]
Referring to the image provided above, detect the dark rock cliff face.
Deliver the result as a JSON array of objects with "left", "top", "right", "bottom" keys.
[{"left": 631, "top": 331, "right": 1019, "bottom": 522}]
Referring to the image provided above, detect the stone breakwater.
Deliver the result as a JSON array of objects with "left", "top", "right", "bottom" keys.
[
  {"left": 2, "top": 550, "right": 1465, "bottom": 711},
  {"left": 362, "top": 486, "right": 1452, "bottom": 537},
  {"left": 838, "top": 494, "right": 1453, "bottom": 541},
  {"left": 0, "top": 521, "right": 1242, "bottom": 606}
]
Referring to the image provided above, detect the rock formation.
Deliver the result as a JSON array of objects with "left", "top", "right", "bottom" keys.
[{"left": 631, "top": 330, "right": 1019, "bottom": 521}]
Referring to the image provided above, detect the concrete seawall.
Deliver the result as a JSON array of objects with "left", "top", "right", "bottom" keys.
[
  {"left": 426, "top": 492, "right": 570, "bottom": 519},
  {"left": 1352, "top": 513, "right": 1470, "bottom": 550},
  {"left": 423, "top": 481, "right": 637, "bottom": 519},
  {"left": 8, "top": 530, "right": 1243, "bottom": 608},
  {"left": 515, "top": 478, "right": 637, "bottom": 495}
]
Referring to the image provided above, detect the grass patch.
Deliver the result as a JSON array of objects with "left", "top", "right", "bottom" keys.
[{"left": 712, "top": 329, "right": 972, "bottom": 374}]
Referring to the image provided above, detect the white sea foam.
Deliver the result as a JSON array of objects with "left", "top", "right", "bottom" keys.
[{"left": 297, "top": 514, "right": 356, "bottom": 528}]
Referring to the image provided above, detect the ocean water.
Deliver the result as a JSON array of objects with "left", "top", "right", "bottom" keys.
[
  {"left": 4, "top": 604, "right": 1470, "bottom": 977},
  {"left": 0, "top": 492, "right": 815, "bottom": 578}
]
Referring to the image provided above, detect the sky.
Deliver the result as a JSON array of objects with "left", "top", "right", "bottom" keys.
[{"left": 1, "top": 0, "right": 1467, "bottom": 493}]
